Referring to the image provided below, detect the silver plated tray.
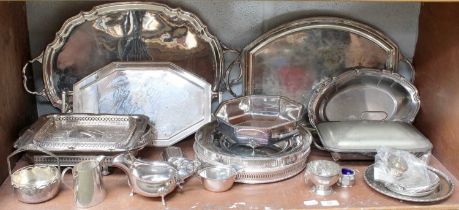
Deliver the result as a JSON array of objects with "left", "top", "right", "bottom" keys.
[
  {"left": 73, "top": 62, "right": 213, "bottom": 147},
  {"left": 364, "top": 164, "right": 454, "bottom": 203},
  {"left": 14, "top": 114, "right": 151, "bottom": 152},
  {"left": 194, "top": 122, "right": 312, "bottom": 184},
  {"left": 315, "top": 121, "right": 432, "bottom": 161},
  {"left": 23, "top": 2, "right": 223, "bottom": 109},
  {"left": 308, "top": 69, "right": 420, "bottom": 127},
  {"left": 237, "top": 16, "right": 413, "bottom": 106},
  {"left": 215, "top": 95, "right": 303, "bottom": 147}
]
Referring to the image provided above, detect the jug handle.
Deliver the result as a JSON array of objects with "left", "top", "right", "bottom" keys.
[{"left": 61, "top": 167, "right": 74, "bottom": 189}]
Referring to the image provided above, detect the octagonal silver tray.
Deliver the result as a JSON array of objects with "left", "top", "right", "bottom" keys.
[
  {"left": 22, "top": 2, "right": 223, "bottom": 109},
  {"left": 73, "top": 62, "right": 213, "bottom": 147},
  {"left": 235, "top": 16, "right": 413, "bottom": 108},
  {"left": 194, "top": 122, "right": 312, "bottom": 184},
  {"left": 364, "top": 164, "right": 454, "bottom": 203},
  {"left": 308, "top": 68, "right": 420, "bottom": 127}
]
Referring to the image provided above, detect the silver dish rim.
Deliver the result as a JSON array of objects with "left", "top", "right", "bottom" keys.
[
  {"left": 308, "top": 68, "right": 420, "bottom": 128},
  {"left": 364, "top": 164, "right": 455, "bottom": 203},
  {"left": 39, "top": 2, "right": 223, "bottom": 108},
  {"left": 241, "top": 16, "right": 404, "bottom": 97}
]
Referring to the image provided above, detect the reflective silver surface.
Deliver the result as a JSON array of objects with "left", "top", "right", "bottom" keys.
[
  {"left": 304, "top": 160, "right": 340, "bottom": 196},
  {"left": 316, "top": 121, "right": 432, "bottom": 160},
  {"left": 28, "top": 2, "right": 222, "bottom": 108},
  {"left": 73, "top": 62, "right": 212, "bottom": 147},
  {"left": 215, "top": 95, "right": 303, "bottom": 147},
  {"left": 308, "top": 69, "right": 420, "bottom": 127},
  {"left": 194, "top": 122, "right": 311, "bottom": 184},
  {"left": 364, "top": 164, "right": 454, "bottom": 203},
  {"left": 198, "top": 166, "right": 237, "bottom": 192},
  {"left": 112, "top": 153, "right": 181, "bottom": 206},
  {"left": 338, "top": 168, "right": 356, "bottom": 188},
  {"left": 15, "top": 114, "right": 150, "bottom": 152},
  {"left": 61, "top": 157, "right": 106, "bottom": 208},
  {"left": 241, "top": 17, "right": 408, "bottom": 109},
  {"left": 385, "top": 170, "right": 440, "bottom": 197},
  {"left": 8, "top": 145, "right": 61, "bottom": 204}
]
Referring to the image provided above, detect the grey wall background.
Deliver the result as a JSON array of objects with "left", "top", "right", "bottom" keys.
[{"left": 26, "top": 1, "right": 421, "bottom": 116}]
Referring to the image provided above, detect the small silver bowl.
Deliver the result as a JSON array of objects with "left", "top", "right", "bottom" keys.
[
  {"left": 304, "top": 160, "right": 340, "bottom": 195},
  {"left": 198, "top": 166, "right": 237, "bottom": 192}
]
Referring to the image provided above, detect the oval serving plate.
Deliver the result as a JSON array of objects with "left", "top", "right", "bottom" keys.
[
  {"left": 240, "top": 16, "right": 412, "bottom": 109},
  {"left": 364, "top": 164, "right": 454, "bottom": 203},
  {"left": 308, "top": 68, "right": 420, "bottom": 127},
  {"left": 28, "top": 2, "right": 223, "bottom": 108}
]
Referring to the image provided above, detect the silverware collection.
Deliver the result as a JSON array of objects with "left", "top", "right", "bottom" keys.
[{"left": 10, "top": 1, "right": 454, "bottom": 208}]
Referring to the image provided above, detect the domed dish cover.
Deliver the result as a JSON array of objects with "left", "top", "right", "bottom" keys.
[
  {"left": 236, "top": 16, "right": 414, "bottom": 107},
  {"left": 23, "top": 2, "right": 223, "bottom": 109},
  {"left": 214, "top": 95, "right": 303, "bottom": 147},
  {"left": 308, "top": 68, "right": 420, "bottom": 128},
  {"left": 193, "top": 122, "right": 312, "bottom": 184}
]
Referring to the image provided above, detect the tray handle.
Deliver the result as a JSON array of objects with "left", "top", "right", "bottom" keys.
[
  {"left": 222, "top": 43, "right": 242, "bottom": 97},
  {"left": 7, "top": 144, "right": 60, "bottom": 176},
  {"left": 400, "top": 54, "right": 415, "bottom": 83},
  {"left": 22, "top": 52, "right": 47, "bottom": 98}
]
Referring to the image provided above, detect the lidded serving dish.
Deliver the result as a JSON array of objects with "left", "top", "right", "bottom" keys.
[
  {"left": 215, "top": 95, "right": 303, "bottom": 147},
  {"left": 194, "top": 122, "right": 312, "bottom": 184}
]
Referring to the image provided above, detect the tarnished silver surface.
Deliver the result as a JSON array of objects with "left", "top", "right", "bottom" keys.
[
  {"left": 240, "top": 17, "right": 412, "bottom": 107},
  {"left": 215, "top": 95, "right": 303, "bottom": 147},
  {"left": 364, "top": 164, "right": 454, "bottom": 203},
  {"left": 73, "top": 62, "right": 212, "bottom": 147},
  {"left": 315, "top": 121, "right": 432, "bottom": 160},
  {"left": 112, "top": 153, "right": 181, "bottom": 206},
  {"left": 15, "top": 114, "right": 150, "bottom": 152},
  {"left": 194, "top": 122, "right": 311, "bottom": 184},
  {"left": 24, "top": 2, "right": 223, "bottom": 108},
  {"left": 308, "top": 69, "right": 420, "bottom": 127}
]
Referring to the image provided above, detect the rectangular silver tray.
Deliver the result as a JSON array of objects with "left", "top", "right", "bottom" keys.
[
  {"left": 316, "top": 121, "right": 433, "bottom": 160},
  {"left": 15, "top": 114, "right": 151, "bottom": 152}
]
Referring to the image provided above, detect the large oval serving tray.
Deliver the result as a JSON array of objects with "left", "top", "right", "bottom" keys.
[
  {"left": 308, "top": 68, "right": 420, "bottom": 127},
  {"left": 240, "top": 16, "right": 410, "bottom": 110},
  {"left": 26, "top": 2, "right": 223, "bottom": 109},
  {"left": 73, "top": 62, "right": 213, "bottom": 147},
  {"left": 194, "top": 122, "right": 312, "bottom": 184},
  {"left": 364, "top": 164, "right": 454, "bottom": 203}
]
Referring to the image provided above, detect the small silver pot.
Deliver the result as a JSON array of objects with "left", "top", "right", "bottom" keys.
[
  {"left": 304, "top": 160, "right": 340, "bottom": 195},
  {"left": 8, "top": 145, "right": 61, "bottom": 203},
  {"left": 198, "top": 165, "right": 237, "bottom": 192}
]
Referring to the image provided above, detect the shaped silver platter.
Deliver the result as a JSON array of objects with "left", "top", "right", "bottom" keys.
[
  {"left": 23, "top": 2, "right": 223, "bottom": 109},
  {"left": 194, "top": 122, "right": 312, "bottom": 184},
  {"left": 364, "top": 164, "right": 454, "bottom": 203}
]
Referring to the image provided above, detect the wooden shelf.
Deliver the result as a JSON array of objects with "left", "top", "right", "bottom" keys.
[{"left": 1, "top": 137, "right": 458, "bottom": 209}]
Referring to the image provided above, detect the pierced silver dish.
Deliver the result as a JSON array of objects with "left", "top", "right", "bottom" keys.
[
  {"left": 364, "top": 164, "right": 454, "bottom": 203},
  {"left": 308, "top": 68, "right": 420, "bottom": 127},
  {"left": 72, "top": 62, "right": 213, "bottom": 147},
  {"left": 22, "top": 2, "right": 223, "bottom": 109},
  {"left": 232, "top": 16, "right": 414, "bottom": 104},
  {"left": 14, "top": 114, "right": 151, "bottom": 172},
  {"left": 215, "top": 95, "right": 303, "bottom": 147},
  {"left": 194, "top": 122, "right": 312, "bottom": 184}
]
